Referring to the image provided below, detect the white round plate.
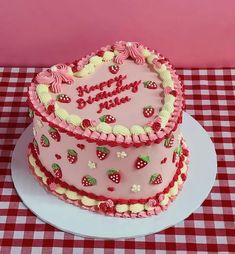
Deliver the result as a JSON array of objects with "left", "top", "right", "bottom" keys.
[{"left": 11, "top": 113, "right": 217, "bottom": 239}]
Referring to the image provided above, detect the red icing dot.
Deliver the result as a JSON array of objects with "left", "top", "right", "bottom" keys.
[
  {"left": 77, "top": 144, "right": 85, "bottom": 150},
  {"left": 181, "top": 173, "right": 187, "bottom": 181},
  {"left": 152, "top": 121, "right": 161, "bottom": 132},
  {"left": 107, "top": 187, "right": 115, "bottom": 192},
  {"left": 55, "top": 154, "right": 61, "bottom": 160},
  {"left": 82, "top": 119, "right": 91, "bottom": 128}
]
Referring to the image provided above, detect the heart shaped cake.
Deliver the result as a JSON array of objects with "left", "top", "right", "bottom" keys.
[{"left": 27, "top": 41, "right": 189, "bottom": 218}]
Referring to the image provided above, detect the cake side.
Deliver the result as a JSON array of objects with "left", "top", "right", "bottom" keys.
[{"left": 27, "top": 138, "right": 189, "bottom": 217}]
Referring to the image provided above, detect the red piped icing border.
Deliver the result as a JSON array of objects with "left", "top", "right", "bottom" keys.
[
  {"left": 27, "top": 43, "right": 184, "bottom": 148},
  {"left": 28, "top": 142, "right": 189, "bottom": 217}
]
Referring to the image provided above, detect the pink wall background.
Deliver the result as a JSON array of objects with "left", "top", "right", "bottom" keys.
[{"left": 0, "top": 0, "right": 235, "bottom": 68}]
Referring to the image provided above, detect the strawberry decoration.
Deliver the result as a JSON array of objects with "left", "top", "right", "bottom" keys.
[
  {"left": 67, "top": 149, "right": 78, "bottom": 164},
  {"left": 109, "top": 65, "right": 119, "bottom": 74},
  {"left": 33, "top": 138, "right": 39, "bottom": 155},
  {"left": 144, "top": 81, "right": 158, "bottom": 89},
  {"left": 96, "top": 146, "right": 110, "bottom": 160},
  {"left": 52, "top": 163, "right": 62, "bottom": 178},
  {"left": 143, "top": 106, "right": 155, "bottom": 118},
  {"left": 182, "top": 148, "right": 189, "bottom": 156},
  {"left": 81, "top": 119, "right": 92, "bottom": 129},
  {"left": 48, "top": 128, "right": 61, "bottom": 142},
  {"left": 99, "top": 115, "right": 116, "bottom": 124},
  {"left": 164, "top": 135, "right": 174, "bottom": 148},
  {"left": 56, "top": 94, "right": 71, "bottom": 103},
  {"left": 40, "top": 135, "right": 50, "bottom": 147},
  {"left": 149, "top": 173, "right": 162, "bottom": 185},
  {"left": 135, "top": 155, "right": 150, "bottom": 169},
  {"left": 82, "top": 175, "right": 97, "bottom": 187},
  {"left": 107, "top": 169, "right": 121, "bottom": 184}
]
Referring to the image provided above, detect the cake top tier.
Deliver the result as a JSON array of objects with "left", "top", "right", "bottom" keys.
[{"left": 28, "top": 41, "right": 184, "bottom": 147}]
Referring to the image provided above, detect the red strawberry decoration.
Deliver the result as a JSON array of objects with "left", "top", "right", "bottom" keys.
[
  {"left": 99, "top": 115, "right": 116, "bottom": 124},
  {"left": 52, "top": 163, "right": 62, "bottom": 178},
  {"left": 144, "top": 81, "right": 158, "bottom": 89},
  {"left": 82, "top": 175, "right": 97, "bottom": 187},
  {"left": 40, "top": 135, "right": 50, "bottom": 147},
  {"left": 109, "top": 65, "right": 119, "bottom": 74},
  {"left": 164, "top": 135, "right": 174, "bottom": 148},
  {"left": 107, "top": 168, "right": 121, "bottom": 184},
  {"left": 67, "top": 149, "right": 78, "bottom": 164},
  {"left": 96, "top": 146, "right": 110, "bottom": 160},
  {"left": 143, "top": 106, "right": 155, "bottom": 118},
  {"left": 48, "top": 127, "right": 61, "bottom": 142},
  {"left": 149, "top": 173, "right": 162, "bottom": 185},
  {"left": 135, "top": 155, "right": 150, "bottom": 169},
  {"left": 81, "top": 119, "right": 92, "bottom": 129},
  {"left": 56, "top": 94, "right": 71, "bottom": 103},
  {"left": 33, "top": 138, "right": 39, "bottom": 155}
]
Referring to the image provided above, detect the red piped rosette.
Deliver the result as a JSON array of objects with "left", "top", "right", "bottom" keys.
[
  {"left": 27, "top": 48, "right": 184, "bottom": 148},
  {"left": 28, "top": 142, "right": 189, "bottom": 217}
]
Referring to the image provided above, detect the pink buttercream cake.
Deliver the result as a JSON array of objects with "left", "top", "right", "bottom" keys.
[{"left": 27, "top": 41, "right": 189, "bottom": 217}]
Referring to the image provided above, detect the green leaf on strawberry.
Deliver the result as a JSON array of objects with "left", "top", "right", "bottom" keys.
[
  {"left": 82, "top": 175, "right": 97, "bottom": 186},
  {"left": 149, "top": 173, "right": 162, "bottom": 185},
  {"left": 40, "top": 134, "right": 50, "bottom": 147},
  {"left": 175, "top": 145, "right": 182, "bottom": 155}
]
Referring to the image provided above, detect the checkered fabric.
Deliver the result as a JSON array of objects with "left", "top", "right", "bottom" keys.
[{"left": 0, "top": 67, "right": 234, "bottom": 254}]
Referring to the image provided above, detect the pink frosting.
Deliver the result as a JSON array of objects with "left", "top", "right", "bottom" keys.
[
  {"left": 114, "top": 41, "right": 145, "bottom": 65},
  {"left": 35, "top": 64, "right": 74, "bottom": 93}
]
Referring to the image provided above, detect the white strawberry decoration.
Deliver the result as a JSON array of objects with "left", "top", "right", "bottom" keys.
[
  {"left": 99, "top": 115, "right": 116, "bottom": 124},
  {"left": 96, "top": 146, "right": 110, "bottom": 160},
  {"left": 82, "top": 175, "right": 97, "bottom": 187},
  {"left": 149, "top": 173, "right": 162, "bottom": 185},
  {"left": 144, "top": 81, "right": 158, "bottom": 89},
  {"left": 40, "top": 135, "right": 50, "bottom": 147},
  {"left": 164, "top": 135, "right": 174, "bottom": 148},
  {"left": 135, "top": 155, "right": 150, "bottom": 169},
  {"left": 143, "top": 106, "right": 155, "bottom": 118},
  {"left": 67, "top": 149, "right": 78, "bottom": 164},
  {"left": 52, "top": 163, "right": 62, "bottom": 178},
  {"left": 107, "top": 168, "right": 121, "bottom": 184},
  {"left": 109, "top": 65, "right": 119, "bottom": 74},
  {"left": 48, "top": 127, "right": 61, "bottom": 142},
  {"left": 56, "top": 94, "right": 71, "bottom": 103}
]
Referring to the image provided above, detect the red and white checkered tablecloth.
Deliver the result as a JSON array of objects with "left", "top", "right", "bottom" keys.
[{"left": 0, "top": 67, "right": 235, "bottom": 254}]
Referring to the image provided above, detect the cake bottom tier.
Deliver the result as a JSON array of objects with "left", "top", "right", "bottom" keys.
[{"left": 27, "top": 140, "right": 189, "bottom": 218}]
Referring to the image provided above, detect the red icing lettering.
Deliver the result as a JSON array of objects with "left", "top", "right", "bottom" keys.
[
  {"left": 97, "top": 96, "right": 131, "bottom": 114},
  {"left": 77, "top": 74, "right": 141, "bottom": 112},
  {"left": 77, "top": 98, "right": 86, "bottom": 109}
]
